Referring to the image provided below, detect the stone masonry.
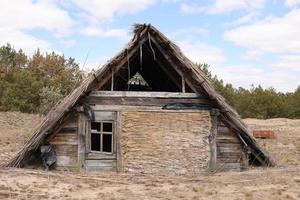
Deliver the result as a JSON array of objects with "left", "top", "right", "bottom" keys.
[{"left": 121, "top": 111, "right": 211, "bottom": 175}]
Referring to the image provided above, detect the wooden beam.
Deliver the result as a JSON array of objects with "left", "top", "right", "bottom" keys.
[
  {"left": 77, "top": 112, "right": 86, "bottom": 170},
  {"left": 116, "top": 112, "right": 123, "bottom": 172},
  {"left": 111, "top": 69, "right": 114, "bottom": 91},
  {"left": 84, "top": 96, "right": 210, "bottom": 107},
  {"left": 89, "top": 91, "right": 201, "bottom": 98},
  {"left": 209, "top": 108, "right": 219, "bottom": 172},
  {"left": 90, "top": 105, "right": 211, "bottom": 112},
  {"left": 181, "top": 75, "right": 186, "bottom": 93}
]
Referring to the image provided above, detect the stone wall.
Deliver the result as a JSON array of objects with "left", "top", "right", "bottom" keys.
[{"left": 120, "top": 111, "right": 211, "bottom": 175}]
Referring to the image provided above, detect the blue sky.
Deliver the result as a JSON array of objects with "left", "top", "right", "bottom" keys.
[{"left": 1, "top": 0, "right": 300, "bottom": 92}]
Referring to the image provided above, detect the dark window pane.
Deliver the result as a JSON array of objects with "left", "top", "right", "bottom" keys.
[
  {"left": 91, "top": 133, "right": 101, "bottom": 151},
  {"left": 103, "top": 122, "right": 112, "bottom": 132},
  {"left": 102, "top": 134, "right": 112, "bottom": 152},
  {"left": 91, "top": 122, "right": 101, "bottom": 131}
]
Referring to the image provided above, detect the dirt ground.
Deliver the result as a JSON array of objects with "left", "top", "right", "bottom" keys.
[{"left": 0, "top": 112, "right": 300, "bottom": 200}]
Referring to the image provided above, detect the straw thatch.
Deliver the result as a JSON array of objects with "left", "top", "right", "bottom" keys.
[{"left": 4, "top": 24, "right": 275, "bottom": 168}]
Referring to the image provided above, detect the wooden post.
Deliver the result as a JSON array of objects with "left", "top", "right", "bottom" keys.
[
  {"left": 116, "top": 112, "right": 123, "bottom": 172},
  {"left": 209, "top": 108, "right": 219, "bottom": 172},
  {"left": 111, "top": 69, "right": 114, "bottom": 91},
  {"left": 78, "top": 112, "right": 86, "bottom": 170},
  {"left": 241, "top": 147, "right": 249, "bottom": 170},
  {"left": 181, "top": 75, "right": 186, "bottom": 93}
]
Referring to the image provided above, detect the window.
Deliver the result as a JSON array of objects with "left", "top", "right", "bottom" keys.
[{"left": 91, "top": 121, "right": 113, "bottom": 153}]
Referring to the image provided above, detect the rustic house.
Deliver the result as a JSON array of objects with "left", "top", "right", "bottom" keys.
[{"left": 5, "top": 24, "right": 274, "bottom": 174}]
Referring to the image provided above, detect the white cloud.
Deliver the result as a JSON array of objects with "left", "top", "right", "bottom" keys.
[
  {"left": 0, "top": 0, "right": 75, "bottom": 54},
  {"left": 180, "top": 0, "right": 266, "bottom": 14},
  {"left": 208, "top": 0, "right": 250, "bottom": 14},
  {"left": 223, "top": 8, "right": 300, "bottom": 92},
  {"left": 241, "top": 50, "right": 264, "bottom": 61},
  {"left": 180, "top": 3, "right": 204, "bottom": 14},
  {"left": 224, "top": 9, "right": 300, "bottom": 54},
  {"left": 285, "top": 0, "right": 300, "bottom": 7},
  {"left": 177, "top": 40, "right": 225, "bottom": 66},
  {"left": 0, "top": 28, "right": 52, "bottom": 55},
  {"left": 169, "top": 27, "right": 209, "bottom": 39},
  {"left": 271, "top": 54, "right": 300, "bottom": 72},
  {"left": 69, "top": 0, "right": 155, "bottom": 21},
  {"left": 80, "top": 26, "right": 130, "bottom": 41},
  {"left": 228, "top": 12, "right": 260, "bottom": 26},
  {"left": 0, "top": 0, "right": 74, "bottom": 37},
  {"left": 65, "top": 0, "right": 155, "bottom": 40},
  {"left": 212, "top": 64, "right": 299, "bottom": 92},
  {"left": 0, "top": 0, "right": 156, "bottom": 54}
]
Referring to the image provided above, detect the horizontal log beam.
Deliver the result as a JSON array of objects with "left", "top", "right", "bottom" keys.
[
  {"left": 89, "top": 91, "right": 202, "bottom": 98},
  {"left": 83, "top": 96, "right": 210, "bottom": 107}
]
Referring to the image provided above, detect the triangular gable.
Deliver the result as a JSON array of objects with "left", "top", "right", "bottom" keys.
[
  {"left": 5, "top": 24, "right": 275, "bottom": 167},
  {"left": 92, "top": 31, "right": 197, "bottom": 93}
]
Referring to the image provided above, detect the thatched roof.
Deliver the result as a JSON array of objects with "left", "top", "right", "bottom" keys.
[{"left": 4, "top": 24, "right": 275, "bottom": 168}]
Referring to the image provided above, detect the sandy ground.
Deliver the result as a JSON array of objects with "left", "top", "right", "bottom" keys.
[
  {"left": 0, "top": 112, "right": 299, "bottom": 200},
  {"left": 0, "top": 112, "right": 43, "bottom": 166}
]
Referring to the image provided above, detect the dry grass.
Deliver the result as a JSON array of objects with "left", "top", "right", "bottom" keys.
[{"left": 0, "top": 112, "right": 300, "bottom": 199}]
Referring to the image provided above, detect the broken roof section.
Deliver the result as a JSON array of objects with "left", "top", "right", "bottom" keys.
[{"left": 5, "top": 24, "right": 275, "bottom": 168}]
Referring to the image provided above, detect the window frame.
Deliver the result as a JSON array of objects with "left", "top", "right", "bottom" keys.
[{"left": 90, "top": 121, "right": 114, "bottom": 154}]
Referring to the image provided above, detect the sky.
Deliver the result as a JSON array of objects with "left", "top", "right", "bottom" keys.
[{"left": 1, "top": 0, "right": 300, "bottom": 92}]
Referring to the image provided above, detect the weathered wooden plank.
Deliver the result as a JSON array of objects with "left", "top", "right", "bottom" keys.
[
  {"left": 78, "top": 113, "right": 86, "bottom": 168},
  {"left": 51, "top": 134, "right": 78, "bottom": 145},
  {"left": 91, "top": 105, "right": 211, "bottom": 113},
  {"left": 64, "top": 121, "right": 78, "bottom": 128},
  {"left": 86, "top": 151, "right": 116, "bottom": 160},
  {"left": 218, "top": 147, "right": 242, "bottom": 153},
  {"left": 89, "top": 91, "right": 201, "bottom": 98},
  {"left": 116, "top": 111, "right": 122, "bottom": 172},
  {"left": 56, "top": 155, "right": 77, "bottom": 167},
  {"left": 85, "top": 119, "right": 91, "bottom": 154},
  {"left": 240, "top": 148, "right": 249, "bottom": 170},
  {"left": 209, "top": 108, "right": 219, "bottom": 171},
  {"left": 84, "top": 96, "right": 210, "bottom": 106},
  {"left": 85, "top": 166, "right": 116, "bottom": 171},
  {"left": 216, "top": 138, "right": 241, "bottom": 144},
  {"left": 217, "top": 135, "right": 237, "bottom": 141},
  {"left": 181, "top": 76, "right": 186, "bottom": 93},
  {"left": 94, "top": 111, "right": 116, "bottom": 121},
  {"left": 58, "top": 127, "right": 77, "bottom": 134},
  {"left": 91, "top": 105, "right": 163, "bottom": 111},
  {"left": 85, "top": 159, "right": 117, "bottom": 171},
  {"left": 85, "top": 159, "right": 117, "bottom": 166},
  {"left": 53, "top": 144, "right": 77, "bottom": 155},
  {"left": 217, "top": 126, "right": 231, "bottom": 134},
  {"left": 111, "top": 69, "right": 114, "bottom": 91},
  {"left": 65, "top": 114, "right": 78, "bottom": 123},
  {"left": 217, "top": 143, "right": 242, "bottom": 148}
]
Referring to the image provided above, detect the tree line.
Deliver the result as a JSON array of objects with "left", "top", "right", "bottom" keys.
[
  {"left": 0, "top": 44, "right": 84, "bottom": 114},
  {"left": 197, "top": 64, "right": 300, "bottom": 119},
  {"left": 0, "top": 44, "right": 299, "bottom": 119}
]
